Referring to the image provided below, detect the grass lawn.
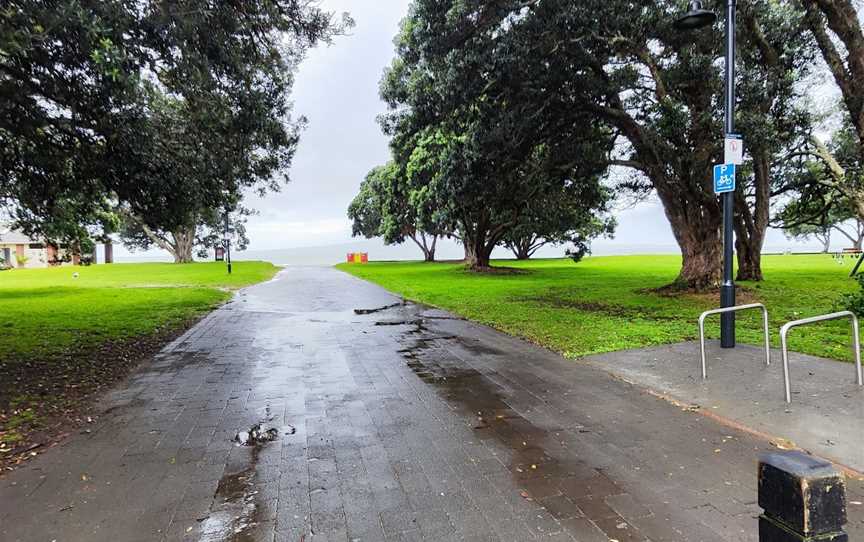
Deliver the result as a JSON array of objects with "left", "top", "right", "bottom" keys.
[
  {"left": 0, "top": 261, "right": 278, "bottom": 456},
  {"left": 0, "top": 261, "right": 278, "bottom": 360},
  {"left": 337, "top": 254, "right": 860, "bottom": 362}
]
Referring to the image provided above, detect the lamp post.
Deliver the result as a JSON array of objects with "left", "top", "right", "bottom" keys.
[
  {"left": 223, "top": 210, "right": 232, "bottom": 275},
  {"left": 675, "top": 0, "right": 736, "bottom": 348}
]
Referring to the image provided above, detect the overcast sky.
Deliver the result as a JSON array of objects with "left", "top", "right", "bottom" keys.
[{"left": 117, "top": 0, "right": 825, "bottom": 264}]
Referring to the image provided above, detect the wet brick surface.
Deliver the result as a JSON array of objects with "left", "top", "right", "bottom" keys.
[{"left": 1, "top": 266, "right": 862, "bottom": 541}]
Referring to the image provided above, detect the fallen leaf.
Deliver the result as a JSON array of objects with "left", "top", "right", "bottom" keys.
[{"left": 770, "top": 438, "right": 796, "bottom": 450}]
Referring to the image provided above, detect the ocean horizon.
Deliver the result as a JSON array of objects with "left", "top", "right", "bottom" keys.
[{"left": 111, "top": 239, "right": 828, "bottom": 266}]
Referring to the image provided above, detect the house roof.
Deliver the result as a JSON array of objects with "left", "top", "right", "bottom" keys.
[{"left": 0, "top": 225, "right": 36, "bottom": 244}]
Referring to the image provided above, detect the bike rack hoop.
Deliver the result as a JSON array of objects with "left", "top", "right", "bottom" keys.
[
  {"left": 780, "top": 311, "right": 863, "bottom": 403},
  {"left": 698, "top": 303, "right": 771, "bottom": 380}
]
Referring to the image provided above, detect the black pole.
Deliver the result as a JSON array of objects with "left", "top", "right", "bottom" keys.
[
  {"left": 720, "top": 0, "right": 737, "bottom": 348},
  {"left": 224, "top": 211, "right": 232, "bottom": 275}
]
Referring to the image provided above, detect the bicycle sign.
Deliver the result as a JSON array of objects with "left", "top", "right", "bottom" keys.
[{"left": 713, "top": 164, "right": 736, "bottom": 194}]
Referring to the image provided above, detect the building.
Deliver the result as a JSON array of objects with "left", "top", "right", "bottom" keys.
[{"left": 0, "top": 226, "right": 79, "bottom": 269}]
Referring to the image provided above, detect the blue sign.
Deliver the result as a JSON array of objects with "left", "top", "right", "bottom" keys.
[{"left": 713, "top": 164, "right": 736, "bottom": 194}]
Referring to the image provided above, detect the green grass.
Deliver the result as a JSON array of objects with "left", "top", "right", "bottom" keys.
[
  {"left": 0, "top": 261, "right": 278, "bottom": 361},
  {"left": 338, "top": 254, "right": 861, "bottom": 362}
]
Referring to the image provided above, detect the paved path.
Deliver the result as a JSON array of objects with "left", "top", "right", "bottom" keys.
[
  {"left": 1, "top": 267, "right": 861, "bottom": 541},
  {"left": 583, "top": 342, "right": 864, "bottom": 473}
]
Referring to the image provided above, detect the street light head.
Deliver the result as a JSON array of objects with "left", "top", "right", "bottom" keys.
[{"left": 674, "top": 1, "right": 717, "bottom": 31}]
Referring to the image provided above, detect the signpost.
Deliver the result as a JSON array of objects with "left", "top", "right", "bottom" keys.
[
  {"left": 675, "top": 0, "right": 740, "bottom": 348},
  {"left": 724, "top": 134, "right": 743, "bottom": 165},
  {"left": 713, "top": 164, "right": 736, "bottom": 194}
]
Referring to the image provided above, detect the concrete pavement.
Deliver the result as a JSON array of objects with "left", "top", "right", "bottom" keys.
[
  {"left": 582, "top": 341, "right": 864, "bottom": 473},
  {"left": 1, "top": 266, "right": 861, "bottom": 541}
]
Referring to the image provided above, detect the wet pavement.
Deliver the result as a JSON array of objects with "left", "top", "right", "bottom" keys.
[
  {"left": 583, "top": 341, "right": 864, "bottom": 472},
  {"left": 1, "top": 266, "right": 862, "bottom": 541}
]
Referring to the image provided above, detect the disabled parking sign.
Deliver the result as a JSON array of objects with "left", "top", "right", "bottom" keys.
[{"left": 713, "top": 164, "right": 736, "bottom": 194}]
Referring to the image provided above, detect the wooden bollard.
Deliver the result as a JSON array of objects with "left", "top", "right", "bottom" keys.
[{"left": 758, "top": 451, "right": 848, "bottom": 541}]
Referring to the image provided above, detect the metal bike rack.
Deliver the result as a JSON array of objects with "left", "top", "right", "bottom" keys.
[
  {"left": 698, "top": 303, "right": 771, "bottom": 380},
  {"left": 780, "top": 311, "right": 864, "bottom": 403}
]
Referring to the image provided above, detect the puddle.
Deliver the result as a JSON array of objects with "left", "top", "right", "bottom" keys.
[
  {"left": 234, "top": 424, "right": 280, "bottom": 446},
  {"left": 199, "top": 463, "right": 259, "bottom": 541},
  {"left": 234, "top": 407, "right": 296, "bottom": 446},
  {"left": 374, "top": 319, "right": 425, "bottom": 327},
  {"left": 354, "top": 302, "right": 403, "bottom": 315},
  {"left": 199, "top": 407, "right": 295, "bottom": 540}
]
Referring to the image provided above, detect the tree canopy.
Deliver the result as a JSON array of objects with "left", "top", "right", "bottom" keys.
[
  {"left": 375, "top": 0, "right": 617, "bottom": 269},
  {"left": 352, "top": 0, "right": 820, "bottom": 286},
  {"left": 1, "top": 1, "right": 350, "bottom": 252}
]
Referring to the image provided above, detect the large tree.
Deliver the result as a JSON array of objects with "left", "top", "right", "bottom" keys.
[
  {"left": 544, "top": 0, "right": 810, "bottom": 287},
  {"left": 795, "top": 0, "right": 864, "bottom": 240},
  {"left": 801, "top": 0, "right": 864, "bottom": 155},
  {"left": 120, "top": 204, "right": 252, "bottom": 263},
  {"left": 384, "top": 0, "right": 812, "bottom": 287},
  {"left": 732, "top": 3, "right": 815, "bottom": 280},
  {"left": 1, "top": 1, "right": 349, "bottom": 243},
  {"left": 111, "top": 78, "right": 295, "bottom": 263},
  {"left": 348, "top": 162, "right": 445, "bottom": 262},
  {"left": 774, "top": 119, "right": 864, "bottom": 250},
  {"left": 380, "top": 1, "right": 615, "bottom": 270},
  {"left": 501, "top": 187, "right": 616, "bottom": 261}
]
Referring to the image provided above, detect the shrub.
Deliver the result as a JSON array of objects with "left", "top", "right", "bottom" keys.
[{"left": 840, "top": 273, "right": 864, "bottom": 315}]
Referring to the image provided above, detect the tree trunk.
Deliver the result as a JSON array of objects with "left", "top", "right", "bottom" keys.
[
  {"left": 462, "top": 233, "right": 496, "bottom": 269},
  {"left": 170, "top": 226, "right": 196, "bottom": 263},
  {"left": 735, "top": 235, "right": 762, "bottom": 282},
  {"left": 675, "top": 234, "right": 723, "bottom": 290},
  {"left": 409, "top": 233, "right": 438, "bottom": 262},
  {"left": 421, "top": 233, "right": 437, "bottom": 262},
  {"left": 510, "top": 239, "right": 531, "bottom": 260},
  {"left": 592, "top": 92, "right": 723, "bottom": 290},
  {"left": 817, "top": 231, "right": 831, "bottom": 253},
  {"left": 856, "top": 220, "right": 864, "bottom": 250},
  {"left": 733, "top": 152, "right": 771, "bottom": 282},
  {"left": 653, "top": 178, "right": 723, "bottom": 290}
]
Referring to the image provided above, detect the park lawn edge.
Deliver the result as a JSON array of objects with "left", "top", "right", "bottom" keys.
[
  {"left": 335, "top": 255, "right": 860, "bottom": 363},
  {"left": 0, "top": 261, "right": 280, "bottom": 473}
]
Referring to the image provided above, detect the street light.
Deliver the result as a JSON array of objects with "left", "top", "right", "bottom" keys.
[
  {"left": 674, "top": 1, "right": 717, "bottom": 30},
  {"left": 223, "top": 210, "right": 232, "bottom": 275},
  {"left": 675, "top": 0, "right": 737, "bottom": 348}
]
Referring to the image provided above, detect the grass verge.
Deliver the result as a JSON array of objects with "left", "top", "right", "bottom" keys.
[
  {"left": 0, "top": 261, "right": 278, "bottom": 469},
  {"left": 337, "top": 254, "right": 859, "bottom": 361}
]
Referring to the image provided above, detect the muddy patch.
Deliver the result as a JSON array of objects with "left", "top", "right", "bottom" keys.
[
  {"left": 517, "top": 295, "right": 683, "bottom": 322},
  {"left": 0, "top": 320, "right": 204, "bottom": 474}
]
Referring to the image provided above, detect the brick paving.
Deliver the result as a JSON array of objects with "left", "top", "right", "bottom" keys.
[{"left": 1, "top": 266, "right": 861, "bottom": 541}]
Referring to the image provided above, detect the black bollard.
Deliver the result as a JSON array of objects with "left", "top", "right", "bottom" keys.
[{"left": 758, "top": 451, "right": 848, "bottom": 541}]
